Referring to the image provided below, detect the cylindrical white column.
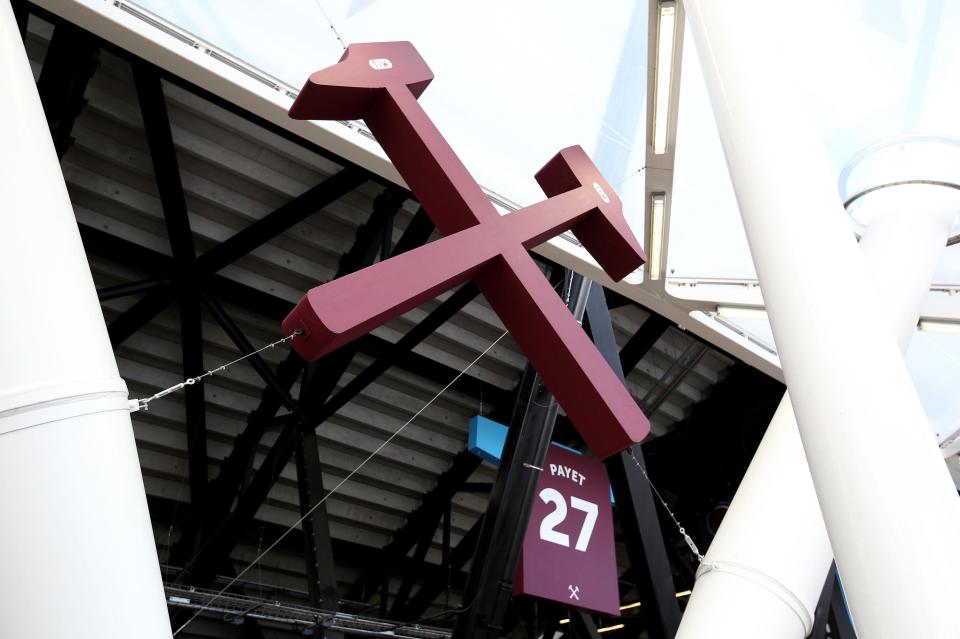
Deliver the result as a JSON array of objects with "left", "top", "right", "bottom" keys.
[
  {"left": 683, "top": 3, "right": 960, "bottom": 637},
  {"left": 677, "top": 181, "right": 959, "bottom": 639},
  {"left": 0, "top": 3, "right": 172, "bottom": 637},
  {"left": 677, "top": 396, "right": 828, "bottom": 639}
]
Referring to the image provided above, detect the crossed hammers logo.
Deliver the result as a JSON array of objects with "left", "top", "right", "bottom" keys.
[{"left": 282, "top": 42, "right": 650, "bottom": 459}]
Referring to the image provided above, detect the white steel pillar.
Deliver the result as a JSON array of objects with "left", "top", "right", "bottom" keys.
[
  {"left": 683, "top": 2, "right": 960, "bottom": 637},
  {"left": 0, "top": 3, "right": 172, "bottom": 637},
  {"left": 677, "top": 176, "right": 960, "bottom": 639}
]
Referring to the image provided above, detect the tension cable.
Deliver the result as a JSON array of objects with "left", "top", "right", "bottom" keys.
[
  {"left": 626, "top": 446, "right": 706, "bottom": 563},
  {"left": 131, "top": 329, "right": 303, "bottom": 412},
  {"left": 173, "top": 328, "right": 511, "bottom": 636}
]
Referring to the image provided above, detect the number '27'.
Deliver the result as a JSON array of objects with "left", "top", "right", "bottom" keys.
[{"left": 538, "top": 488, "right": 598, "bottom": 552}]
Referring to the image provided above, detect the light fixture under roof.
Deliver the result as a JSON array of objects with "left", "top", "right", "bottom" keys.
[
  {"left": 653, "top": 1, "right": 678, "bottom": 155},
  {"left": 649, "top": 192, "right": 666, "bottom": 280},
  {"left": 598, "top": 623, "right": 626, "bottom": 633},
  {"left": 919, "top": 320, "right": 960, "bottom": 335},
  {"left": 717, "top": 306, "right": 769, "bottom": 321}
]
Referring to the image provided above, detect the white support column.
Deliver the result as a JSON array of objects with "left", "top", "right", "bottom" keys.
[
  {"left": 677, "top": 180, "right": 959, "bottom": 639},
  {"left": 683, "top": 2, "right": 960, "bottom": 637},
  {"left": 0, "top": 3, "right": 172, "bottom": 637}
]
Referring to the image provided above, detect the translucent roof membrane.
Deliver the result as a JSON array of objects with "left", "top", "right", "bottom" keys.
[
  {"left": 720, "top": 311, "right": 960, "bottom": 446},
  {"left": 668, "top": 24, "right": 753, "bottom": 281},
  {"left": 669, "top": 0, "right": 960, "bottom": 282},
  {"left": 132, "top": 0, "right": 650, "bottom": 245}
]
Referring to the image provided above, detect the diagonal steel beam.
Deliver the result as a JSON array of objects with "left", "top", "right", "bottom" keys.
[
  {"left": 106, "top": 283, "right": 178, "bottom": 347},
  {"left": 316, "top": 282, "right": 481, "bottom": 427},
  {"left": 584, "top": 286, "right": 681, "bottom": 639},
  {"left": 811, "top": 562, "right": 837, "bottom": 639},
  {"left": 829, "top": 573, "right": 857, "bottom": 639},
  {"left": 78, "top": 224, "right": 173, "bottom": 272},
  {"left": 618, "top": 313, "right": 670, "bottom": 375},
  {"left": 183, "top": 280, "right": 483, "bottom": 586},
  {"left": 180, "top": 290, "right": 209, "bottom": 505},
  {"left": 389, "top": 206, "right": 432, "bottom": 255},
  {"left": 294, "top": 425, "right": 341, "bottom": 621},
  {"left": 36, "top": 21, "right": 99, "bottom": 159},
  {"left": 345, "top": 449, "right": 482, "bottom": 603},
  {"left": 496, "top": 315, "right": 666, "bottom": 422},
  {"left": 132, "top": 61, "right": 211, "bottom": 512},
  {"left": 12, "top": 0, "right": 28, "bottom": 39},
  {"left": 389, "top": 518, "right": 442, "bottom": 619},
  {"left": 199, "top": 292, "right": 297, "bottom": 412},
  {"left": 79, "top": 224, "right": 497, "bottom": 403},
  {"left": 132, "top": 63, "right": 196, "bottom": 266},
  {"left": 289, "top": 189, "right": 409, "bottom": 414},
  {"left": 97, "top": 278, "right": 168, "bottom": 301},
  {"left": 179, "top": 189, "right": 407, "bottom": 583},
  {"left": 354, "top": 329, "right": 505, "bottom": 406},
  {"left": 569, "top": 610, "right": 601, "bottom": 639},
  {"left": 453, "top": 273, "right": 588, "bottom": 639},
  {"left": 403, "top": 515, "right": 483, "bottom": 621},
  {"left": 195, "top": 168, "right": 369, "bottom": 275},
  {"left": 640, "top": 340, "right": 709, "bottom": 417}
]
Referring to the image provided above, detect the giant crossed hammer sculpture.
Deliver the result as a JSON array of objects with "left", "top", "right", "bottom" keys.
[{"left": 283, "top": 42, "right": 650, "bottom": 459}]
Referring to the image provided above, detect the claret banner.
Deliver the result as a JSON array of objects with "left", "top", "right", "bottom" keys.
[{"left": 513, "top": 445, "right": 619, "bottom": 616}]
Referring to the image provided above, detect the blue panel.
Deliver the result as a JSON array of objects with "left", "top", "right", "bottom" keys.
[
  {"left": 467, "top": 415, "right": 615, "bottom": 503},
  {"left": 467, "top": 415, "right": 506, "bottom": 466}
]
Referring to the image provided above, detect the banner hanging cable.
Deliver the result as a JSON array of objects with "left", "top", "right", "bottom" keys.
[
  {"left": 172, "top": 327, "right": 511, "bottom": 636},
  {"left": 131, "top": 329, "right": 303, "bottom": 412}
]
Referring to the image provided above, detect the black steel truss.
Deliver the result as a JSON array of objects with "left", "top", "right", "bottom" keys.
[
  {"left": 812, "top": 563, "right": 857, "bottom": 639},
  {"left": 294, "top": 424, "right": 343, "bottom": 639},
  {"left": 345, "top": 449, "right": 482, "bottom": 604},
  {"left": 452, "top": 272, "right": 587, "bottom": 639},
  {"left": 133, "top": 62, "right": 196, "bottom": 267},
  {"left": 12, "top": 0, "right": 28, "bottom": 38},
  {"left": 584, "top": 287, "right": 682, "bottom": 639},
  {"left": 175, "top": 187, "right": 410, "bottom": 584},
  {"left": 36, "top": 21, "right": 99, "bottom": 159}
]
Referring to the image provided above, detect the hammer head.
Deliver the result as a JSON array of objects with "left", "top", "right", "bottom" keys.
[
  {"left": 289, "top": 42, "right": 434, "bottom": 121},
  {"left": 535, "top": 146, "right": 647, "bottom": 282}
]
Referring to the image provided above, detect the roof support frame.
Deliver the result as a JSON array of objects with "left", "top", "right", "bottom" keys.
[
  {"left": 24, "top": 0, "right": 412, "bottom": 199},
  {"left": 35, "top": 19, "right": 99, "bottom": 159},
  {"left": 106, "top": 284, "right": 179, "bottom": 346},
  {"left": 828, "top": 573, "right": 856, "bottom": 639},
  {"left": 132, "top": 62, "right": 196, "bottom": 267},
  {"left": 585, "top": 285, "right": 682, "bottom": 639},
  {"left": 97, "top": 278, "right": 168, "bottom": 302},
  {"left": 179, "top": 290, "right": 209, "bottom": 506},
  {"left": 12, "top": 0, "right": 28, "bottom": 37},
  {"left": 79, "top": 224, "right": 499, "bottom": 418},
  {"left": 294, "top": 425, "right": 343, "bottom": 637},
  {"left": 453, "top": 272, "right": 588, "bottom": 639},
  {"left": 617, "top": 313, "right": 670, "bottom": 375},
  {"left": 569, "top": 609, "right": 602, "bottom": 639},
  {"left": 344, "top": 449, "right": 482, "bottom": 605},
  {"left": 177, "top": 188, "right": 427, "bottom": 585},
  {"left": 199, "top": 291, "right": 298, "bottom": 412},
  {"left": 403, "top": 516, "right": 483, "bottom": 621},
  {"left": 179, "top": 278, "right": 486, "bottom": 586}
]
